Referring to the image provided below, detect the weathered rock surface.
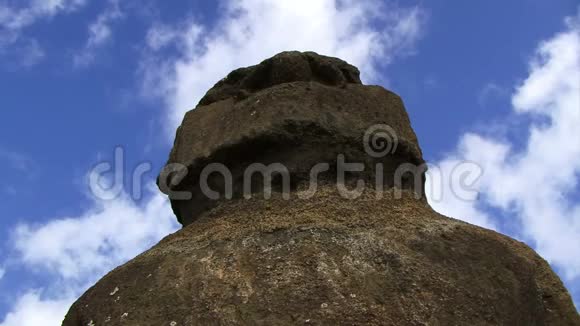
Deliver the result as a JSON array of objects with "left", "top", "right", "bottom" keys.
[
  {"left": 63, "top": 52, "right": 579, "bottom": 325},
  {"left": 161, "top": 51, "right": 424, "bottom": 226}
]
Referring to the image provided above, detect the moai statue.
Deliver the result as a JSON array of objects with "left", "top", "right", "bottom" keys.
[{"left": 64, "top": 52, "right": 579, "bottom": 325}]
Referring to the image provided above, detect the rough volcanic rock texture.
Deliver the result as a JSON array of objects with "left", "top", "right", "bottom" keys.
[
  {"left": 160, "top": 51, "right": 424, "bottom": 226},
  {"left": 63, "top": 52, "right": 579, "bottom": 325},
  {"left": 197, "top": 51, "right": 363, "bottom": 106}
]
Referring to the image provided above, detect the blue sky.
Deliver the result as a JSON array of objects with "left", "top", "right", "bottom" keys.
[{"left": 0, "top": 0, "right": 578, "bottom": 323}]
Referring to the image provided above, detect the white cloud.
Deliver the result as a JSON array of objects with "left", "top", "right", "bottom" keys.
[
  {"left": 477, "top": 82, "right": 508, "bottom": 108},
  {"left": 0, "top": 267, "right": 5, "bottom": 281},
  {"left": 426, "top": 158, "right": 496, "bottom": 230},
  {"left": 74, "top": 0, "right": 124, "bottom": 67},
  {"left": 0, "top": 0, "right": 87, "bottom": 31},
  {"left": 145, "top": 22, "right": 181, "bottom": 51},
  {"left": 0, "top": 292, "right": 73, "bottom": 326},
  {"left": 140, "top": 0, "right": 426, "bottom": 134},
  {"left": 429, "top": 12, "right": 580, "bottom": 280},
  {"left": 13, "top": 185, "right": 177, "bottom": 280},
  {"left": 0, "top": 184, "right": 179, "bottom": 326},
  {"left": 0, "top": 0, "right": 87, "bottom": 66}
]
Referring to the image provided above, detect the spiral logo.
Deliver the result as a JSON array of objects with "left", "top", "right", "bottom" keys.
[{"left": 363, "top": 124, "right": 399, "bottom": 158}]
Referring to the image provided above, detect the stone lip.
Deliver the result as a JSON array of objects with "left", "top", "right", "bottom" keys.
[{"left": 198, "top": 51, "right": 362, "bottom": 106}]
